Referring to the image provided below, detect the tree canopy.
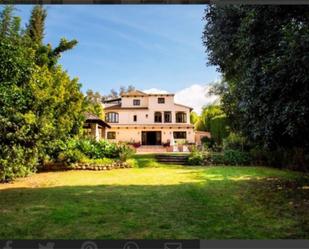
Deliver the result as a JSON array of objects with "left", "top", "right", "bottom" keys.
[
  {"left": 0, "top": 5, "right": 85, "bottom": 181},
  {"left": 203, "top": 5, "right": 309, "bottom": 149}
]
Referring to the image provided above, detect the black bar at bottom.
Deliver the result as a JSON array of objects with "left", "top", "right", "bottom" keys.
[{"left": 0, "top": 240, "right": 199, "bottom": 249}]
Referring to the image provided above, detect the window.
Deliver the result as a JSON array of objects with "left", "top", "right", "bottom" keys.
[
  {"left": 154, "top": 112, "right": 162, "bottom": 123},
  {"left": 133, "top": 99, "right": 140, "bottom": 106},
  {"left": 105, "top": 112, "right": 119, "bottom": 123},
  {"left": 173, "top": 131, "right": 186, "bottom": 139},
  {"left": 176, "top": 112, "right": 187, "bottom": 123},
  {"left": 107, "top": 132, "right": 116, "bottom": 139},
  {"left": 158, "top": 97, "right": 165, "bottom": 104},
  {"left": 133, "top": 115, "right": 137, "bottom": 122},
  {"left": 164, "top": 111, "right": 172, "bottom": 123}
]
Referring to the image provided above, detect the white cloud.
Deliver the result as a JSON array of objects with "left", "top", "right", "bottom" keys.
[
  {"left": 143, "top": 88, "right": 170, "bottom": 94},
  {"left": 144, "top": 84, "right": 219, "bottom": 114},
  {"left": 174, "top": 84, "right": 218, "bottom": 114}
]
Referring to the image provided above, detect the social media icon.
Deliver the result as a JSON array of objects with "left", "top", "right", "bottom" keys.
[
  {"left": 81, "top": 241, "right": 98, "bottom": 249},
  {"left": 38, "top": 242, "right": 55, "bottom": 249},
  {"left": 164, "top": 242, "right": 182, "bottom": 249},
  {"left": 123, "top": 241, "right": 139, "bottom": 249},
  {"left": 3, "top": 241, "right": 12, "bottom": 249}
]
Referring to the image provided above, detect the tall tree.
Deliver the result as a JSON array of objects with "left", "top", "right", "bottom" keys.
[
  {"left": 0, "top": 5, "right": 21, "bottom": 41},
  {"left": 26, "top": 5, "right": 78, "bottom": 68},
  {"left": 26, "top": 5, "right": 46, "bottom": 45},
  {"left": 85, "top": 89, "right": 104, "bottom": 118},
  {"left": 203, "top": 5, "right": 309, "bottom": 149},
  {"left": 0, "top": 6, "right": 85, "bottom": 182}
]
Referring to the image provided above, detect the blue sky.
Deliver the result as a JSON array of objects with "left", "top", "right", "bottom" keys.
[{"left": 14, "top": 5, "right": 220, "bottom": 113}]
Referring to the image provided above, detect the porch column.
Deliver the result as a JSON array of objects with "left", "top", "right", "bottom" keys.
[{"left": 90, "top": 123, "right": 100, "bottom": 141}]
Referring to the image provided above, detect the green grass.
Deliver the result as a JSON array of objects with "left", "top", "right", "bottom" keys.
[{"left": 1, "top": 155, "right": 309, "bottom": 239}]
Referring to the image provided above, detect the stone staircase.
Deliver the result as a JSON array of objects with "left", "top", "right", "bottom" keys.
[
  {"left": 136, "top": 146, "right": 167, "bottom": 154},
  {"left": 155, "top": 154, "right": 189, "bottom": 165}
]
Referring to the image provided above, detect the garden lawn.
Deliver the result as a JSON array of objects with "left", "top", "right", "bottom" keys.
[{"left": 1, "top": 155, "right": 309, "bottom": 239}]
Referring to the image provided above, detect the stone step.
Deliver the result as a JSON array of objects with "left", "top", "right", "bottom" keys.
[
  {"left": 155, "top": 154, "right": 189, "bottom": 165},
  {"left": 136, "top": 146, "right": 167, "bottom": 153}
]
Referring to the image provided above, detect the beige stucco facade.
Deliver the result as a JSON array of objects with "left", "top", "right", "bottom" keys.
[{"left": 103, "top": 90, "right": 195, "bottom": 145}]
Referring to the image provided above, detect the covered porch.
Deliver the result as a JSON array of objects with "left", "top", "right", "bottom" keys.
[{"left": 83, "top": 113, "right": 111, "bottom": 140}]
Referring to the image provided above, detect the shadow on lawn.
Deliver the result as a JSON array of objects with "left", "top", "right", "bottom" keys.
[{"left": 1, "top": 177, "right": 309, "bottom": 239}]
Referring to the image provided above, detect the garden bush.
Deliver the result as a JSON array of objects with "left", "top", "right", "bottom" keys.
[
  {"left": 53, "top": 138, "right": 135, "bottom": 165},
  {"left": 117, "top": 143, "right": 135, "bottom": 162},
  {"left": 76, "top": 139, "right": 119, "bottom": 159},
  {"left": 209, "top": 150, "right": 250, "bottom": 166},
  {"left": 58, "top": 148, "right": 86, "bottom": 164},
  {"left": 249, "top": 147, "right": 309, "bottom": 171},
  {"left": 210, "top": 153, "right": 225, "bottom": 165},
  {"left": 223, "top": 150, "right": 251, "bottom": 165},
  {"left": 0, "top": 145, "right": 38, "bottom": 182},
  {"left": 188, "top": 149, "right": 205, "bottom": 165}
]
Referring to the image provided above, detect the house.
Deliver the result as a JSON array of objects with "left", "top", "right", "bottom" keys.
[
  {"left": 83, "top": 112, "right": 111, "bottom": 140},
  {"left": 102, "top": 90, "right": 195, "bottom": 147}
]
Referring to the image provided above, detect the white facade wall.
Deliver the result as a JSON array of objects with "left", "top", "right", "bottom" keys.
[{"left": 104, "top": 93, "right": 195, "bottom": 144}]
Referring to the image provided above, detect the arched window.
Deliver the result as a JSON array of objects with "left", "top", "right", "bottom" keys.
[
  {"left": 154, "top": 112, "right": 162, "bottom": 123},
  {"left": 106, "top": 112, "right": 119, "bottom": 123},
  {"left": 176, "top": 112, "right": 187, "bottom": 123}
]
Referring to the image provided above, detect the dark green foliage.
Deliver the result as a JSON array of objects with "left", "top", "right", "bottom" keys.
[
  {"left": 250, "top": 147, "right": 309, "bottom": 171},
  {"left": 209, "top": 114, "right": 228, "bottom": 145},
  {"left": 211, "top": 150, "right": 251, "bottom": 166},
  {"left": 201, "top": 136, "right": 215, "bottom": 149},
  {"left": 222, "top": 150, "right": 251, "bottom": 166},
  {"left": 203, "top": 6, "right": 309, "bottom": 151},
  {"left": 223, "top": 132, "right": 248, "bottom": 151}
]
